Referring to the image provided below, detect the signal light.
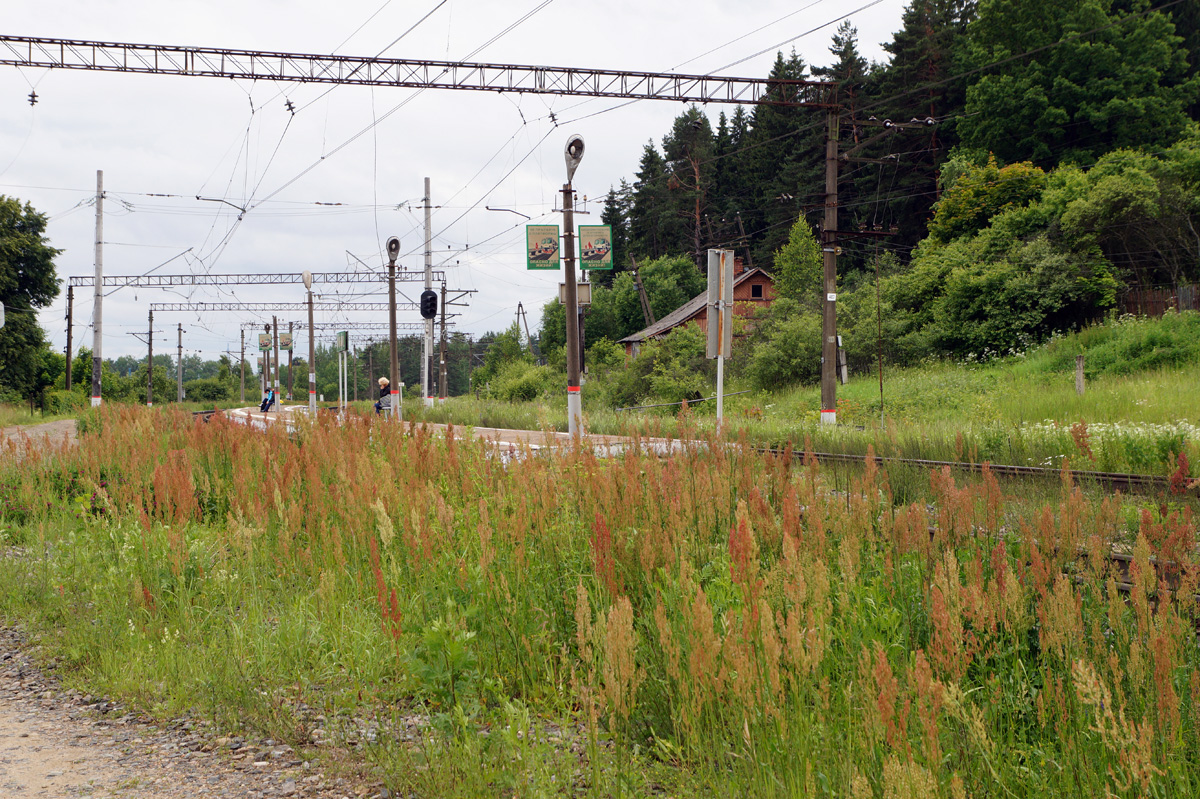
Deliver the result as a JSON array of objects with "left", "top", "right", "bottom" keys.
[{"left": 420, "top": 289, "right": 437, "bottom": 319}]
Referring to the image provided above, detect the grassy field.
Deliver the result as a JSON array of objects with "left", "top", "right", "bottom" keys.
[{"left": 1, "top": 404, "right": 1198, "bottom": 797}]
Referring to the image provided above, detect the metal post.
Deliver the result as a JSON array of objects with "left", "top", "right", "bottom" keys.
[
  {"left": 146, "top": 310, "right": 153, "bottom": 407},
  {"left": 176, "top": 322, "right": 184, "bottom": 402},
  {"left": 287, "top": 321, "right": 294, "bottom": 399},
  {"left": 423, "top": 177, "right": 433, "bottom": 407},
  {"left": 240, "top": 329, "right": 245, "bottom": 402},
  {"left": 563, "top": 181, "right": 581, "bottom": 435},
  {"left": 307, "top": 288, "right": 316, "bottom": 413},
  {"left": 91, "top": 169, "right": 103, "bottom": 407},
  {"left": 387, "top": 247, "right": 399, "bottom": 419},
  {"left": 439, "top": 282, "right": 447, "bottom": 399},
  {"left": 65, "top": 285, "right": 73, "bottom": 390},
  {"left": 820, "top": 109, "right": 839, "bottom": 425}
]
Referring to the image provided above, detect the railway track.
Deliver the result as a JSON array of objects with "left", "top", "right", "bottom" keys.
[{"left": 762, "top": 447, "right": 1174, "bottom": 495}]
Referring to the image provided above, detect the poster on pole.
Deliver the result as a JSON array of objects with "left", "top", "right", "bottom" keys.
[
  {"left": 578, "top": 225, "right": 613, "bottom": 270},
  {"left": 336, "top": 331, "right": 349, "bottom": 353},
  {"left": 525, "top": 225, "right": 560, "bottom": 270},
  {"left": 279, "top": 333, "right": 293, "bottom": 351},
  {"left": 258, "top": 333, "right": 271, "bottom": 352}
]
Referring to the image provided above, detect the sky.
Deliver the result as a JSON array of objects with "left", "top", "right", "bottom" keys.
[{"left": 0, "top": 0, "right": 911, "bottom": 364}]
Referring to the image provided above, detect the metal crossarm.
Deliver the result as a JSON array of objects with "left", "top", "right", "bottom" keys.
[
  {"left": 0, "top": 35, "right": 837, "bottom": 107},
  {"left": 68, "top": 270, "right": 442, "bottom": 288}
]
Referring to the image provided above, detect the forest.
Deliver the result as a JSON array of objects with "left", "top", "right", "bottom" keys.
[{"left": 513, "top": 0, "right": 1200, "bottom": 403}]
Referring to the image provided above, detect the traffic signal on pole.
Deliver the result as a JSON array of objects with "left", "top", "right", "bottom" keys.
[{"left": 420, "top": 289, "right": 438, "bottom": 319}]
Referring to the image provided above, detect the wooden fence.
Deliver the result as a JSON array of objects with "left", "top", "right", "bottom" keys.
[{"left": 1118, "top": 285, "right": 1199, "bottom": 317}]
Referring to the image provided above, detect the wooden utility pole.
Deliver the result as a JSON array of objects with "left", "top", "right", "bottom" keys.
[
  {"left": 629, "top": 255, "right": 656, "bottom": 326},
  {"left": 239, "top": 329, "right": 245, "bottom": 402},
  {"left": 820, "top": 109, "right": 839, "bottom": 425}
]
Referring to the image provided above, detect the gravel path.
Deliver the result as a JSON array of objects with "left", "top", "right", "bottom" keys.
[
  {"left": 0, "top": 419, "right": 78, "bottom": 457},
  {"left": 0, "top": 629, "right": 385, "bottom": 799}
]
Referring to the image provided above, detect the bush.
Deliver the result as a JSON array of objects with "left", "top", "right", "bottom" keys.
[
  {"left": 483, "top": 361, "right": 556, "bottom": 403},
  {"left": 745, "top": 300, "right": 823, "bottom": 390},
  {"left": 183, "top": 377, "right": 232, "bottom": 403},
  {"left": 45, "top": 389, "right": 85, "bottom": 414},
  {"left": 1035, "top": 311, "right": 1200, "bottom": 377}
]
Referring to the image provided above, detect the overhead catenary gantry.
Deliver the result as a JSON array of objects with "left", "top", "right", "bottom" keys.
[
  {"left": 150, "top": 301, "right": 416, "bottom": 312},
  {"left": 66, "top": 270, "right": 444, "bottom": 288},
  {"left": 0, "top": 35, "right": 837, "bottom": 107},
  {"left": 6, "top": 33, "right": 864, "bottom": 420}
]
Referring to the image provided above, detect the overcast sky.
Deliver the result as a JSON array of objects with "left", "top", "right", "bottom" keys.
[{"left": 1, "top": 0, "right": 911, "bottom": 364}]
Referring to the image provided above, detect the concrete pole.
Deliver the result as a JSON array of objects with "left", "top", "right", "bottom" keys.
[
  {"left": 176, "top": 323, "right": 184, "bottom": 402},
  {"left": 272, "top": 316, "right": 280, "bottom": 402},
  {"left": 563, "top": 182, "right": 582, "bottom": 436},
  {"left": 388, "top": 259, "right": 399, "bottom": 418},
  {"left": 146, "top": 310, "right": 153, "bottom": 407},
  {"left": 240, "top": 329, "right": 245, "bottom": 402},
  {"left": 91, "top": 170, "right": 103, "bottom": 407},
  {"left": 820, "top": 109, "right": 839, "bottom": 426},
  {"left": 65, "top": 285, "right": 73, "bottom": 390},
  {"left": 423, "top": 178, "right": 434, "bottom": 406}
]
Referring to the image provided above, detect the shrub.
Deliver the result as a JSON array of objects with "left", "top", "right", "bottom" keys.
[{"left": 44, "top": 389, "right": 85, "bottom": 414}]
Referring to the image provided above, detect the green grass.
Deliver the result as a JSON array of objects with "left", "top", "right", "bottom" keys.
[{"left": 1, "top": 406, "right": 1198, "bottom": 797}]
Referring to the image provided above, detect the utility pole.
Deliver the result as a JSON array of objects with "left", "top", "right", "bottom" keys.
[
  {"left": 423, "top": 178, "right": 433, "bottom": 407},
  {"left": 91, "top": 169, "right": 103, "bottom": 407},
  {"left": 146, "top": 310, "right": 153, "bottom": 406},
  {"left": 287, "top": 321, "right": 294, "bottom": 399},
  {"left": 240, "top": 329, "right": 245, "bottom": 402},
  {"left": 629, "top": 255, "right": 656, "bottom": 326},
  {"left": 176, "top": 322, "right": 185, "bottom": 402},
  {"left": 384, "top": 239, "right": 400, "bottom": 418},
  {"left": 562, "top": 135, "right": 585, "bottom": 436},
  {"left": 304, "top": 272, "right": 316, "bottom": 413},
  {"left": 65, "top": 285, "right": 73, "bottom": 390},
  {"left": 272, "top": 316, "right": 280, "bottom": 402},
  {"left": 439, "top": 282, "right": 448, "bottom": 399},
  {"left": 821, "top": 110, "right": 839, "bottom": 425}
]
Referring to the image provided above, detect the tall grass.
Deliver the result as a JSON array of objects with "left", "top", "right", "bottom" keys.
[{"left": 1, "top": 405, "right": 1198, "bottom": 796}]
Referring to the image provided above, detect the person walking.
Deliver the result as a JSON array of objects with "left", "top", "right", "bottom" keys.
[{"left": 374, "top": 376, "right": 391, "bottom": 415}]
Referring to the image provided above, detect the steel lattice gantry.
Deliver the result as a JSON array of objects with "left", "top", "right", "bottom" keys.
[
  {"left": 0, "top": 35, "right": 836, "bottom": 107},
  {"left": 240, "top": 321, "right": 433, "bottom": 332},
  {"left": 67, "top": 270, "right": 443, "bottom": 288},
  {"left": 150, "top": 301, "right": 415, "bottom": 312}
]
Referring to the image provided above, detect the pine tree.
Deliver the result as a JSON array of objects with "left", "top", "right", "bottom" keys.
[
  {"left": 596, "top": 182, "right": 632, "bottom": 288},
  {"left": 744, "top": 51, "right": 825, "bottom": 270},
  {"left": 661, "top": 107, "right": 717, "bottom": 270},
  {"left": 867, "top": 0, "right": 977, "bottom": 252},
  {"left": 629, "top": 142, "right": 676, "bottom": 260}
]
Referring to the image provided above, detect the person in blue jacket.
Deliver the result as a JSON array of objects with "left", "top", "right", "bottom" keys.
[{"left": 260, "top": 387, "right": 276, "bottom": 413}]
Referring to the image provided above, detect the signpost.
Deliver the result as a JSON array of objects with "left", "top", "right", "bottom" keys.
[
  {"left": 525, "top": 225, "right": 561, "bottom": 270},
  {"left": 578, "top": 225, "right": 613, "bottom": 270},
  {"left": 706, "top": 249, "right": 735, "bottom": 427}
]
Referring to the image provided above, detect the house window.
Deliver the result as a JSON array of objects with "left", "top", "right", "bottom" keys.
[{"left": 751, "top": 283, "right": 764, "bottom": 299}]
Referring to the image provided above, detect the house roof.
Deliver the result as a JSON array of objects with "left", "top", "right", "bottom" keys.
[{"left": 617, "top": 267, "right": 772, "bottom": 345}]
